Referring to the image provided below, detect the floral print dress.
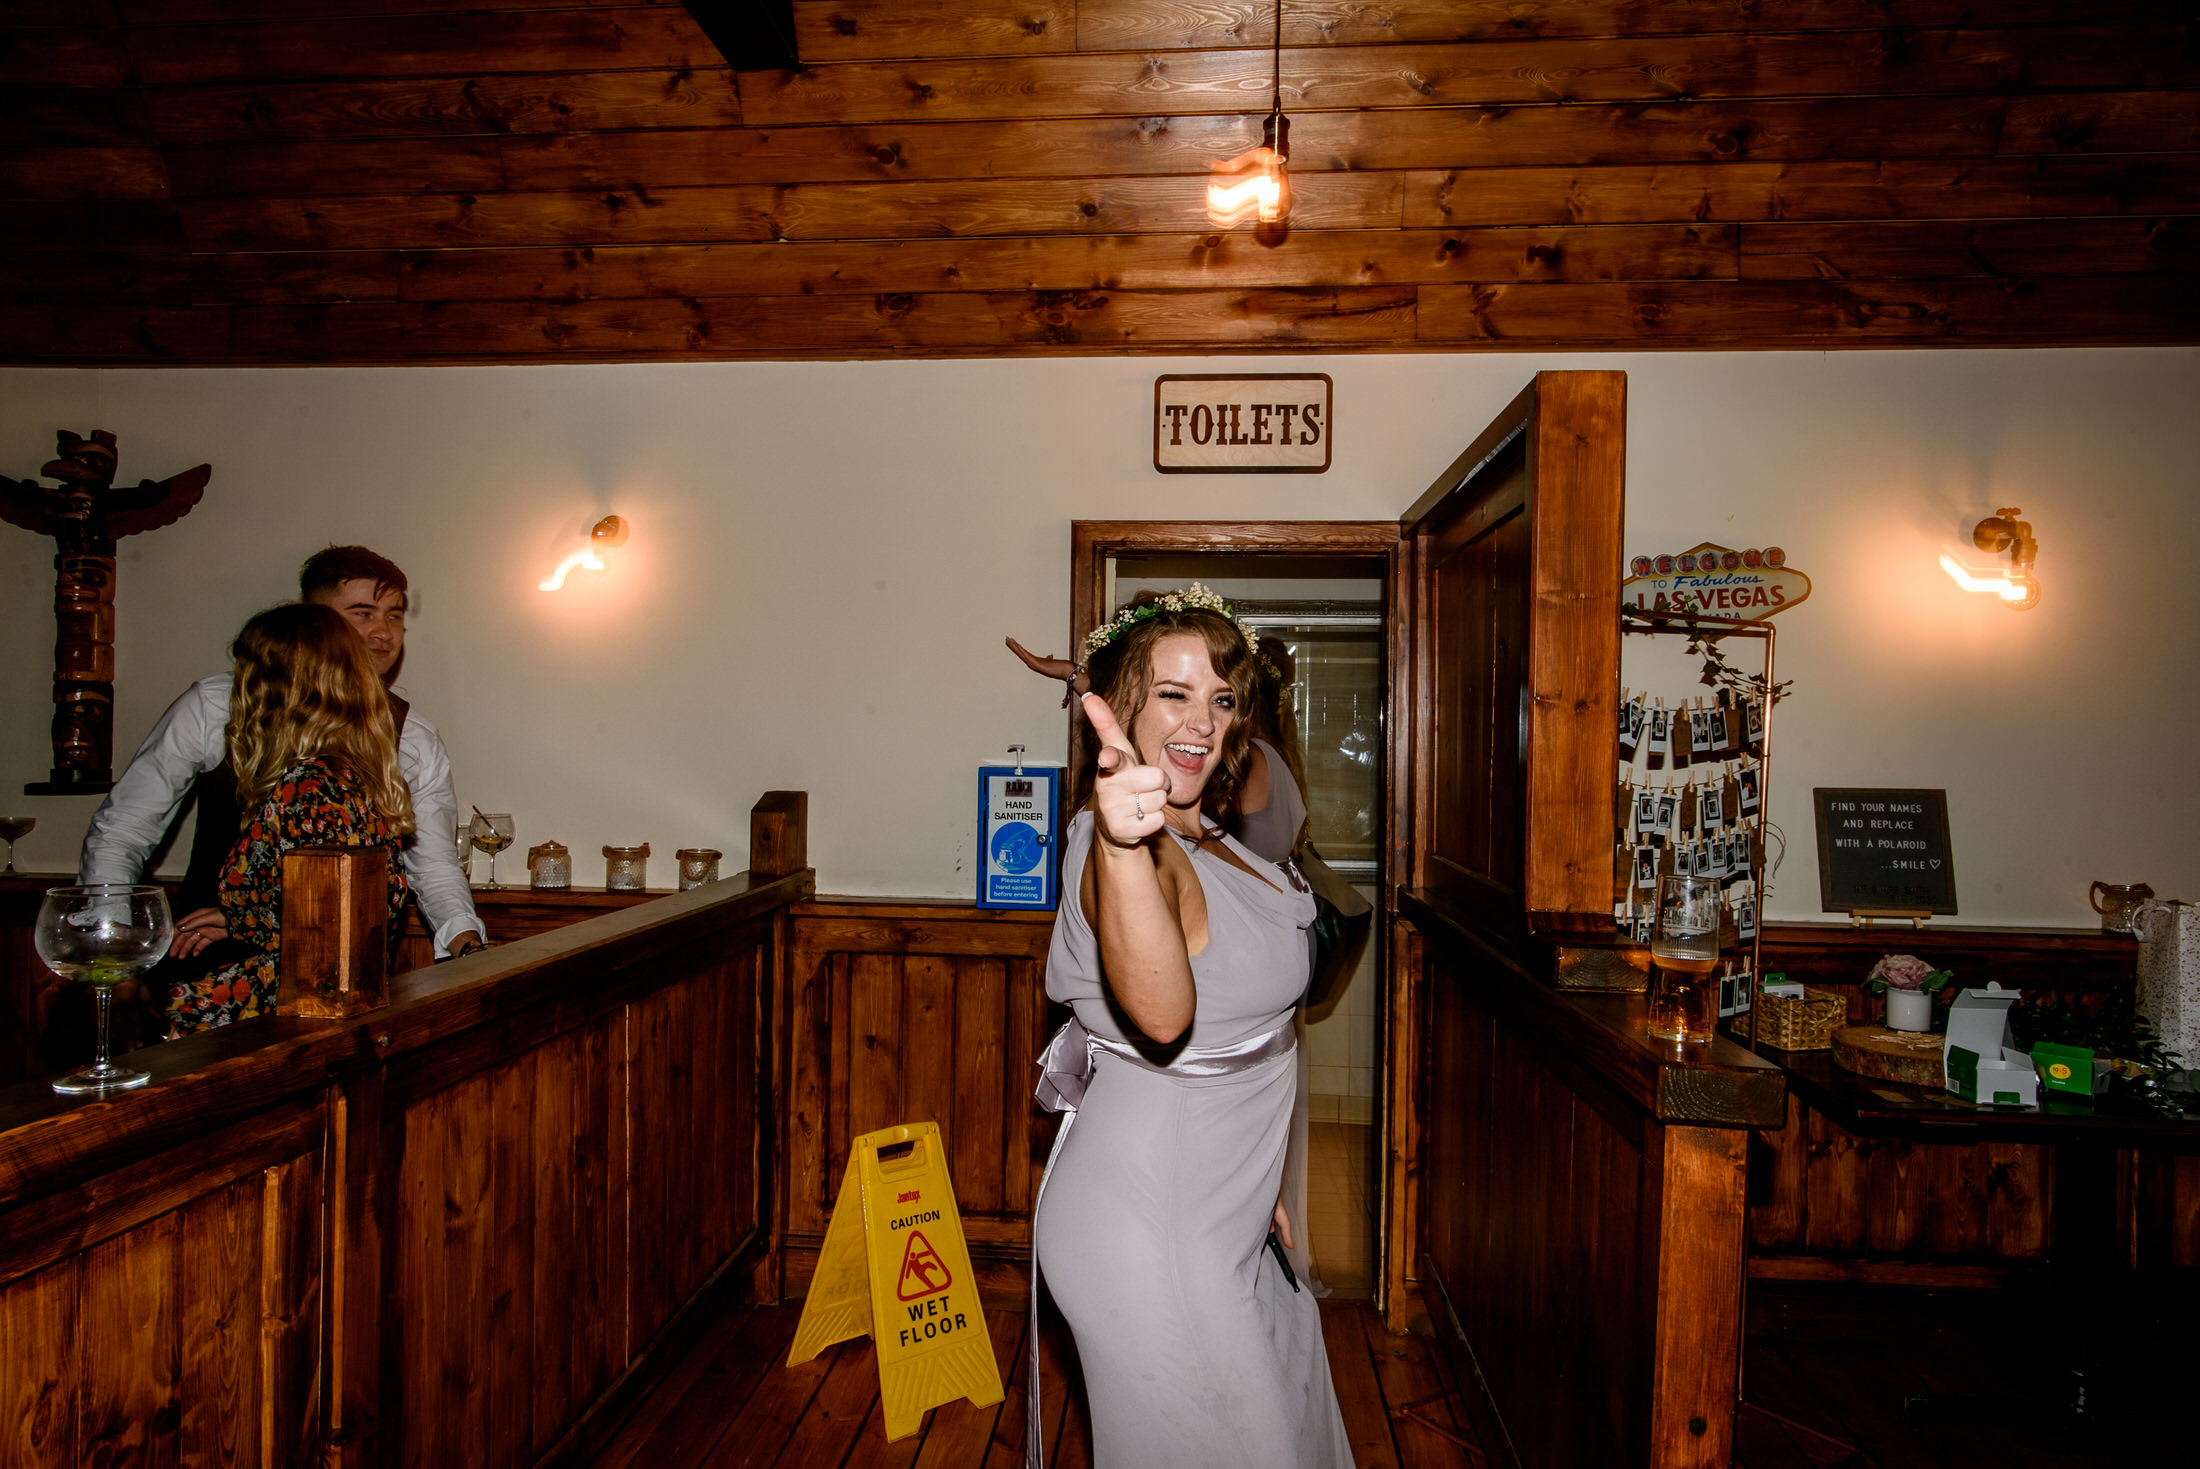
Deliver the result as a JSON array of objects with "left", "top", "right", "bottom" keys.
[{"left": 166, "top": 755, "right": 409, "bottom": 1036}]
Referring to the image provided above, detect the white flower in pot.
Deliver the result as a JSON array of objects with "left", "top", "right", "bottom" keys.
[{"left": 1867, "top": 954, "right": 1952, "bottom": 1032}]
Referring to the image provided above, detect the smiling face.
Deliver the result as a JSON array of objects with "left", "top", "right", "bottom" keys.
[
  {"left": 309, "top": 577, "right": 407, "bottom": 680},
  {"left": 1129, "top": 631, "right": 1238, "bottom": 813}
]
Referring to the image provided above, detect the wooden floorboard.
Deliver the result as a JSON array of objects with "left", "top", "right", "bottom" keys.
[
  {"left": 1734, "top": 1283, "right": 2193, "bottom": 1469},
  {"left": 585, "top": 1297, "right": 1489, "bottom": 1469},
  {"left": 593, "top": 1279, "right": 2198, "bottom": 1469}
]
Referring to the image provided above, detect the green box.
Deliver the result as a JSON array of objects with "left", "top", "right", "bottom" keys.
[{"left": 2031, "top": 1041, "right": 2105, "bottom": 1096}]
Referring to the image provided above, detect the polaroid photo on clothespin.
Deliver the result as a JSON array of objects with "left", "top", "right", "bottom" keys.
[
  {"left": 1702, "top": 780, "right": 1724, "bottom": 832},
  {"left": 1618, "top": 692, "right": 1644, "bottom": 762},
  {"left": 1646, "top": 704, "right": 1670, "bottom": 771},
  {"left": 1634, "top": 788, "right": 1657, "bottom": 839},
  {"left": 1736, "top": 894, "right": 1759, "bottom": 941},
  {"left": 1633, "top": 845, "right": 1658, "bottom": 893},
  {"left": 1654, "top": 789, "right": 1677, "bottom": 839},
  {"left": 1745, "top": 696, "right": 1765, "bottom": 756},
  {"left": 1737, "top": 762, "right": 1761, "bottom": 817}
]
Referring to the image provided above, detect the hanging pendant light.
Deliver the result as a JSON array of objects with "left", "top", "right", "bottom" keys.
[{"left": 1205, "top": 0, "right": 1291, "bottom": 247}]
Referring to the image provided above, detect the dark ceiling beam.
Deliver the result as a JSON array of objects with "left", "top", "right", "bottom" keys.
[{"left": 682, "top": 0, "right": 800, "bottom": 72}]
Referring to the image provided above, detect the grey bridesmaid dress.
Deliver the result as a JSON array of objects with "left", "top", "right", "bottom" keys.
[{"left": 1033, "top": 811, "right": 1351, "bottom": 1468}]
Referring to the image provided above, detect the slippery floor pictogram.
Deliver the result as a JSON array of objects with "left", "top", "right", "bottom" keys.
[{"left": 895, "top": 1229, "right": 951, "bottom": 1300}]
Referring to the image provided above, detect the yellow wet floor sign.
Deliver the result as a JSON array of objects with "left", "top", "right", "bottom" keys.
[{"left": 787, "top": 1121, "right": 1003, "bottom": 1440}]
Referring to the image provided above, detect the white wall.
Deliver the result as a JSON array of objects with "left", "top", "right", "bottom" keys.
[{"left": 2, "top": 350, "right": 2194, "bottom": 927}]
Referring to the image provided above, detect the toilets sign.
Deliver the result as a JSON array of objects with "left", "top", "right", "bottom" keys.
[{"left": 1154, "top": 373, "right": 1332, "bottom": 473}]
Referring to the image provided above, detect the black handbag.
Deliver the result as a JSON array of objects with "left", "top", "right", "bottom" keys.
[{"left": 1296, "top": 841, "right": 1373, "bottom": 1011}]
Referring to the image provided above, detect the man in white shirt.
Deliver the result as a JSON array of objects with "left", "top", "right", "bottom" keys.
[{"left": 79, "top": 545, "right": 486, "bottom": 962}]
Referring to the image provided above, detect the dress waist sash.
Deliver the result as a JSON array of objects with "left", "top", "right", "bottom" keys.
[
  {"left": 1025, "top": 1014, "right": 1296, "bottom": 1467},
  {"left": 1034, "top": 1013, "right": 1298, "bottom": 1114}
]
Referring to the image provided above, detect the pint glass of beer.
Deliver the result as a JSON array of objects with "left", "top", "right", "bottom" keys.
[{"left": 1649, "top": 874, "right": 1721, "bottom": 1043}]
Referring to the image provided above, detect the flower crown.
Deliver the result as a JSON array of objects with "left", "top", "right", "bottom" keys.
[{"left": 1075, "top": 582, "right": 1273, "bottom": 680}]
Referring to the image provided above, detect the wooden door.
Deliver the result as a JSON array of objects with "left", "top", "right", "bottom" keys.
[
  {"left": 1382, "top": 371, "right": 1628, "bottom": 1318},
  {"left": 1400, "top": 371, "right": 1626, "bottom": 939}
]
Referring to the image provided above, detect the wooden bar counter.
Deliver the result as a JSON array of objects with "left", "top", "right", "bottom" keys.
[
  {"left": 1397, "top": 889, "right": 1787, "bottom": 1469},
  {"left": 0, "top": 844, "right": 812, "bottom": 1468}
]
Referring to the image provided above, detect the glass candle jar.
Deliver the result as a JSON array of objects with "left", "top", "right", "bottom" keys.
[
  {"left": 676, "top": 848, "right": 722, "bottom": 890},
  {"left": 603, "top": 843, "right": 650, "bottom": 892},
  {"left": 527, "top": 840, "right": 570, "bottom": 890}
]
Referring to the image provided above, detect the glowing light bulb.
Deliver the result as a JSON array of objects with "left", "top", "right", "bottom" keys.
[
  {"left": 1938, "top": 553, "right": 2028, "bottom": 602},
  {"left": 539, "top": 547, "right": 604, "bottom": 591},
  {"left": 539, "top": 514, "right": 630, "bottom": 591},
  {"left": 1205, "top": 111, "right": 1291, "bottom": 241},
  {"left": 1206, "top": 148, "right": 1285, "bottom": 228}
]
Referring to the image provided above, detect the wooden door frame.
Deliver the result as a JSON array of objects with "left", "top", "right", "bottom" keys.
[
  {"left": 1068, "top": 519, "right": 1412, "bottom": 1311},
  {"left": 1066, "top": 521, "right": 1410, "bottom": 885}
]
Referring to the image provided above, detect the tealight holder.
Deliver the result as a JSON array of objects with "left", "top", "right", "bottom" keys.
[
  {"left": 677, "top": 848, "right": 722, "bottom": 890},
  {"left": 603, "top": 843, "right": 650, "bottom": 892},
  {"left": 527, "top": 840, "right": 571, "bottom": 890}
]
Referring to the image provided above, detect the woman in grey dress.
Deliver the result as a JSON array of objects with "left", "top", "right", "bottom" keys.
[{"left": 1031, "top": 591, "right": 1351, "bottom": 1468}]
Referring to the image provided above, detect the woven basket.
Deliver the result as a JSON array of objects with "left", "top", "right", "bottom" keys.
[{"left": 1738, "top": 986, "right": 1848, "bottom": 1051}]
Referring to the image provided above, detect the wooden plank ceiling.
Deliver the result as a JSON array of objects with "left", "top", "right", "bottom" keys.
[{"left": 1, "top": 0, "right": 2196, "bottom": 363}]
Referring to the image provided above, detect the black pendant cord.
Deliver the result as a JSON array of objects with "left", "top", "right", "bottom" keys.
[{"left": 1269, "top": 0, "right": 1284, "bottom": 135}]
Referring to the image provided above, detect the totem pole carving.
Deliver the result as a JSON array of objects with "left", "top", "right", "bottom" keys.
[{"left": 2, "top": 431, "right": 210, "bottom": 795}]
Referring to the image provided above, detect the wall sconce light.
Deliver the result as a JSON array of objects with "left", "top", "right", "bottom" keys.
[
  {"left": 1205, "top": 0, "right": 1291, "bottom": 248},
  {"left": 539, "top": 514, "right": 629, "bottom": 591},
  {"left": 1939, "top": 506, "right": 2040, "bottom": 610}
]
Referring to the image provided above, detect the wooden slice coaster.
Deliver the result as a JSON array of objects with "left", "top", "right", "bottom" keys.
[{"left": 1831, "top": 1024, "right": 1946, "bottom": 1086}]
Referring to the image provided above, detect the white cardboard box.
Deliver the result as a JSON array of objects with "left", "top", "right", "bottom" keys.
[{"left": 1944, "top": 982, "right": 2036, "bottom": 1105}]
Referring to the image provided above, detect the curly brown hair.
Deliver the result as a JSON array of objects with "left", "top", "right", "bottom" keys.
[
  {"left": 1080, "top": 597, "right": 1260, "bottom": 829},
  {"left": 227, "top": 603, "right": 415, "bottom": 836}
]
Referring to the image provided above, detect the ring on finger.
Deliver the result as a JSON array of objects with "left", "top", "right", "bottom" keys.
[{"left": 1133, "top": 798, "right": 1144, "bottom": 819}]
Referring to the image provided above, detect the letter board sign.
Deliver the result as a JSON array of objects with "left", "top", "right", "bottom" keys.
[
  {"left": 977, "top": 759, "right": 1062, "bottom": 911},
  {"left": 1813, "top": 787, "right": 1958, "bottom": 914},
  {"left": 1154, "top": 373, "right": 1332, "bottom": 473}
]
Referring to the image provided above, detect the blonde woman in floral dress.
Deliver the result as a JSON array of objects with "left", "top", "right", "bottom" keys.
[{"left": 166, "top": 603, "right": 411, "bottom": 1035}]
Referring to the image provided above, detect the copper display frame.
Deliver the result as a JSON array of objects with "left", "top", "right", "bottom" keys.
[{"left": 1619, "top": 605, "right": 1778, "bottom": 999}]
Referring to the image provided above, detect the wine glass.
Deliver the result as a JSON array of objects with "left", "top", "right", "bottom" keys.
[
  {"left": 1648, "top": 874, "right": 1722, "bottom": 1044},
  {"left": 470, "top": 813, "right": 515, "bottom": 890},
  {"left": 35, "top": 884, "right": 173, "bottom": 1094},
  {"left": 0, "top": 815, "right": 33, "bottom": 875}
]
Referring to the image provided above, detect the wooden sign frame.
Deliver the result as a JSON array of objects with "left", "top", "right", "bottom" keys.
[
  {"left": 1153, "top": 373, "right": 1332, "bottom": 473},
  {"left": 1812, "top": 787, "right": 1958, "bottom": 916}
]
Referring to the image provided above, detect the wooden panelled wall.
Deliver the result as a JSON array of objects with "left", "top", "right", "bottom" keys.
[
  {"left": 2, "top": 0, "right": 2197, "bottom": 363},
  {"left": 779, "top": 899, "right": 1057, "bottom": 1302}
]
